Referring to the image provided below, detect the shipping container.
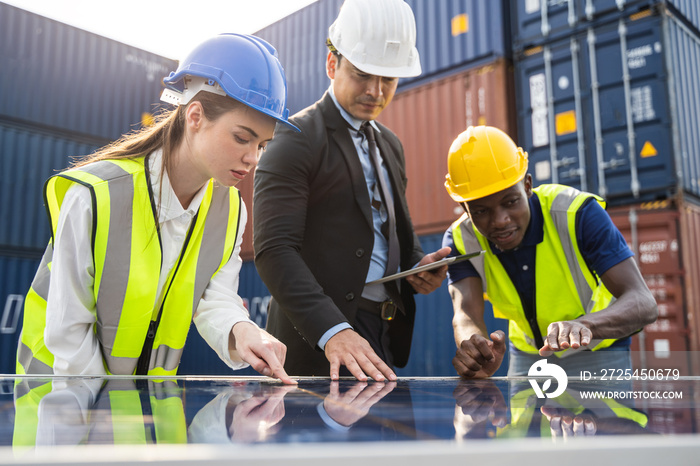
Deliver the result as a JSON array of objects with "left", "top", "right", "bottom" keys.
[
  {"left": 402, "top": 0, "right": 511, "bottom": 88},
  {"left": 0, "top": 122, "right": 101, "bottom": 252},
  {"left": 608, "top": 195, "right": 700, "bottom": 376},
  {"left": 378, "top": 59, "right": 517, "bottom": 236},
  {"left": 179, "top": 234, "right": 510, "bottom": 376},
  {"left": 255, "top": 0, "right": 511, "bottom": 115},
  {"left": 0, "top": 3, "right": 176, "bottom": 142},
  {"left": 515, "top": 5, "right": 700, "bottom": 205},
  {"left": 0, "top": 255, "right": 40, "bottom": 374},
  {"left": 511, "top": 0, "right": 700, "bottom": 50}
]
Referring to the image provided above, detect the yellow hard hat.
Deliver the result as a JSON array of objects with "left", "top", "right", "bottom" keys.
[{"left": 444, "top": 125, "right": 528, "bottom": 203}]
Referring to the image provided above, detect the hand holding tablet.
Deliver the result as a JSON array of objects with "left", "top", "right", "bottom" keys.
[{"left": 367, "top": 250, "right": 484, "bottom": 285}]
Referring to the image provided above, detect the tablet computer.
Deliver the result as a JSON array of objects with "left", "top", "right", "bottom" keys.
[{"left": 366, "top": 250, "right": 484, "bottom": 285}]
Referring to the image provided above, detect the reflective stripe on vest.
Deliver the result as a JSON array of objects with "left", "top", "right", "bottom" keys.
[
  {"left": 12, "top": 379, "right": 186, "bottom": 447},
  {"left": 498, "top": 386, "right": 647, "bottom": 438},
  {"left": 17, "top": 157, "right": 241, "bottom": 375},
  {"left": 94, "top": 380, "right": 187, "bottom": 444},
  {"left": 451, "top": 184, "right": 616, "bottom": 355},
  {"left": 12, "top": 379, "right": 52, "bottom": 447}
]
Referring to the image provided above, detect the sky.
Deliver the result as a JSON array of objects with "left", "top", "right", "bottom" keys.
[{"left": 2, "top": 0, "right": 321, "bottom": 60}]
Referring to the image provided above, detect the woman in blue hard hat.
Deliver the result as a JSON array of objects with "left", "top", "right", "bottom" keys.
[{"left": 16, "top": 34, "right": 298, "bottom": 383}]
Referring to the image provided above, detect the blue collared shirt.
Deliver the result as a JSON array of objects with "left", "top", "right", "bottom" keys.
[{"left": 318, "top": 88, "right": 397, "bottom": 350}]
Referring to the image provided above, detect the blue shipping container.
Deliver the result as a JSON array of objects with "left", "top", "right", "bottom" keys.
[
  {"left": 0, "top": 3, "right": 177, "bottom": 141},
  {"left": 255, "top": 0, "right": 510, "bottom": 115},
  {"left": 515, "top": 6, "right": 700, "bottom": 204},
  {"left": 0, "top": 255, "right": 40, "bottom": 374},
  {"left": 511, "top": 0, "right": 700, "bottom": 50},
  {"left": 179, "top": 234, "right": 510, "bottom": 377},
  {"left": 0, "top": 122, "right": 101, "bottom": 252}
]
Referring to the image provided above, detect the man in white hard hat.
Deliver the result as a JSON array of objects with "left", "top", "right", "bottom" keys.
[{"left": 254, "top": 0, "right": 450, "bottom": 381}]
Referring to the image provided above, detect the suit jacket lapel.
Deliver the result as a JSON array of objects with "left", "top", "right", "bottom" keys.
[{"left": 320, "top": 93, "right": 373, "bottom": 229}]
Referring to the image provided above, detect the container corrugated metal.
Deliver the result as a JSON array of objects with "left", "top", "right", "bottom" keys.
[
  {"left": 511, "top": 0, "right": 700, "bottom": 50},
  {"left": 515, "top": 6, "right": 700, "bottom": 205},
  {"left": 608, "top": 197, "right": 700, "bottom": 375},
  {"left": 255, "top": 0, "right": 510, "bottom": 115},
  {"left": 378, "top": 59, "right": 517, "bottom": 236},
  {"left": 0, "top": 255, "right": 40, "bottom": 374},
  {"left": 255, "top": 0, "right": 343, "bottom": 116},
  {"left": 0, "top": 3, "right": 176, "bottom": 141},
  {"left": 402, "top": 0, "right": 511, "bottom": 87},
  {"left": 180, "top": 234, "right": 510, "bottom": 376},
  {"left": 0, "top": 122, "right": 101, "bottom": 252},
  {"left": 677, "top": 195, "right": 700, "bottom": 374},
  {"left": 667, "top": 0, "right": 700, "bottom": 32}
]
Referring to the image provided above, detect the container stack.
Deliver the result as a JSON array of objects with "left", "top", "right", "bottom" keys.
[
  {"left": 510, "top": 0, "right": 700, "bottom": 375},
  {"left": 0, "top": 3, "right": 177, "bottom": 373}
]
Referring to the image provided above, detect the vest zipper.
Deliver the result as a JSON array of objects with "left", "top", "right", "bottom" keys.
[
  {"left": 135, "top": 321, "right": 158, "bottom": 375},
  {"left": 134, "top": 211, "right": 199, "bottom": 375},
  {"left": 525, "top": 282, "right": 544, "bottom": 350}
]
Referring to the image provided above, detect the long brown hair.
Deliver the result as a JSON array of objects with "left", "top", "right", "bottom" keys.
[
  {"left": 71, "top": 91, "right": 246, "bottom": 232},
  {"left": 73, "top": 91, "right": 246, "bottom": 176}
]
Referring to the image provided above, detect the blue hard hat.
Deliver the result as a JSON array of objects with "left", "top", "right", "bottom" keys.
[{"left": 163, "top": 33, "right": 299, "bottom": 132}]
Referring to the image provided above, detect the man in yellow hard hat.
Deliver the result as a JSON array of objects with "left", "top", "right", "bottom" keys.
[{"left": 442, "top": 125, "right": 658, "bottom": 377}]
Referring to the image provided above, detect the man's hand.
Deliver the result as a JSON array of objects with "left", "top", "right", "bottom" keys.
[
  {"left": 325, "top": 329, "right": 396, "bottom": 382},
  {"left": 539, "top": 320, "right": 592, "bottom": 356},
  {"left": 453, "top": 379, "right": 508, "bottom": 425},
  {"left": 541, "top": 406, "right": 597, "bottom": 440},
  {"left": 453, "top": 330, "right": 506, "bottom": 378},
  {"left": 323, "top": 380, "right": 396, "bottom": 426},
  {"left": 229, "top": 385, "right": 296, "bottom": 442},
  {"left": 406, "top": 246, "right": 451, "bottom": 294},
  {"left": 231, "top": 322, "right": 296, "bottom": 384}
]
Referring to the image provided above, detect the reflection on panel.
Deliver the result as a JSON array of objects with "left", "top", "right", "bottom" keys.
[{"left": 2, "top": 376, "right": 697, "bottom": 450}]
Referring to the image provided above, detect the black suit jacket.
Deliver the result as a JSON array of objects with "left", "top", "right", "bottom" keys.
[{"left": 253, "top": 92, "right": 425, "bottom": 375}]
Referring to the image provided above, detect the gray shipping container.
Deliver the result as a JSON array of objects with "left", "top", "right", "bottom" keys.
[
  {"left": 0, "top": 2, "right": 177, "bottom": 141},
  {"left": 255, "top": 0, "right": 510, "bottom": 115},
  {"left": 515, "top": 5, "right": 700, "bottom": 204}
]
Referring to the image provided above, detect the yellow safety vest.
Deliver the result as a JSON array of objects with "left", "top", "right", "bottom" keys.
[
  {"left": 12, "top": 379, "right": 187, "bottom": 447},
  {"left": 17, "top": 156, "right": 241, "bottom": 375},
  {"left": 498, "top": 386, "right": 648, "bottom": 438},
  {"left": 90, "top": 379, "right": 188, "bottom": 445},
  {"left": 451, "top": 184, "right": 617, "bottom": 355}
]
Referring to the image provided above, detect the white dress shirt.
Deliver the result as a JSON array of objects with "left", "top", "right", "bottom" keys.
[{"left": 43, "top": 150, "right": 253, "bottom": 375}]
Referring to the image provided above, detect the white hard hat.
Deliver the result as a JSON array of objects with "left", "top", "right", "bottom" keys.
[{"left": 328, "top": 0, "right": 422, "bottom": 78}]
